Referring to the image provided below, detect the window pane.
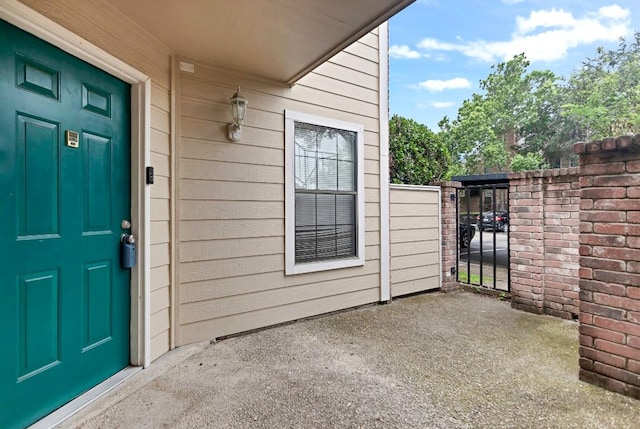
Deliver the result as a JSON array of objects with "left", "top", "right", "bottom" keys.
[
  {"left": 336, "top": 194, "right": 355, "bottom": 225},
  {"left": 295, "top": 194, "right": 316, "bottom": 263},
  {"left": 294, "top": 126, "right": 317, "bottom": 190},
  {"left": 295, "top": 194, "right": 316, "bottom": 227},
  {"left": 295, "top": 151, "right": 317, "bottom": 190},
  {"left": 317, "top": 157, "right": 338, "bottom": 190},
  {"left": 318, "top": 129, "right": 337, "bottom": 159},
  {"left": 295, "top": 123, "right": 318, "bottom": 152},
  {"left": 336, "top": 195, "right": 356, "bottom": 257},
  {"left": 295, "top": 227, "right": 316, "bottom": 263},
  {"left": 337, "top": 160, "right": 354, "bottom": 191},
  {"left": 317, "top": 194, "right": 336, "bottom": 226},
  {"left": 336, "top": 225, "right": 355, "bottom": 257},
  {"left": 336, "top": 131, "right": 355, "bottom": 161},
  {"left": 317, "top": 194, "right": 337, "bottom": 259}
]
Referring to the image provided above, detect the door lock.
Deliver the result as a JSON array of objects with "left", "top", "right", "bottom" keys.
[{"left": 120, "top": 233, "right": 136, "bottom": 268}]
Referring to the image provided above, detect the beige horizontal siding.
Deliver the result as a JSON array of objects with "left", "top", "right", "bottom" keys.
[
  {"left": 176, "top": 30, "right": 383, "bottom": 345},
  {"left": 181, "top": 260, "right": 382, "bottom": 304},
  {"left": 181, "top": 274, "right": 378, "bottom": 325},
  {"left": 327, "top": 52, "right": 379, "bottom": 77},
  {"left": 151, "top": 265, "right": 170, "bottom": 291},
  {"left": 149, "top": 83, "right": 172, "bottom": 360},
  {"left": 180, "top": 219, "right": 283, "bottom": 241},
  {"left": 180, "top": 288, "right": 380, "bottom": 345},
  {"left": 389, "top": 186, "right": 441, "bottom": 298},
  {"left": 313, "top": 61, "right": 378, "bottom": 91},
  {"left": 22, "top": 0, "right": 175, "bottom": 361},
  {"left": 358, "top": 32, "right": 379, "bottom": 49}
]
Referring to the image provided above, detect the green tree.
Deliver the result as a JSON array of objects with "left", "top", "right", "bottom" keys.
[
  {"left": 439, "top": 54, "right": 562, "bottom": 174},
  {"left": 389, "top": 114, "right": 449, "bottom": 184},
  {"left": 510, "top": 152, "right": 548, "bottom": 172},
  {"left": 562, "top": 32, "right": 640, "bottom": 139}
]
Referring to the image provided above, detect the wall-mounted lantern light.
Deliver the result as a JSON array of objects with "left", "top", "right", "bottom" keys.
[{"left": 227, "top": 86, "right": 248, "bottom": 142}]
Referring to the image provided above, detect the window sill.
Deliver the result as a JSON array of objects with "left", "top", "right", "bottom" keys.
[{"left": 285, "top": 256, "right": 365, "bottom": 275}]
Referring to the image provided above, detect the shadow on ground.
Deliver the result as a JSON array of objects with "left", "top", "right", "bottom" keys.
[{"left": 63, "top": 292, "right": 639, "bottom": 429}]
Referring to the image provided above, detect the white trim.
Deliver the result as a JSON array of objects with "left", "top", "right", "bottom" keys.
[
  {"left": 378, "top": 22, "right": 391, "bottom": 303},
  {"left": 0, "top": 1, "right": 151, "bottom": 367},
  {"left": 169, "top": 57, "right": 179, "bottom": 349},
  {"left": 284, "top": 110, "right": 365, "bottom": 275}
]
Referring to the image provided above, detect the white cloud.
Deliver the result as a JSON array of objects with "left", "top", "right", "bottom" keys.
[
  {"left": 515, "top": 9, "right": 576, "bottom": 35},
  {"left": 416, "top": 5, "right": 631, "bottom": 63},
  {"left": 418, "top": 77, "right": 472, "bottom": 92},
  {"left": 430, "top": 101, "right": 456, "bottom": 108},
  {"left": 418, "top": 38, "right": 459, "bottom": 51},
  {"left": 389, "top": 44, "right": 422, "bottom": 59},
  {"left": 598, "top": 4, "right": 629, "bottom": 19}
]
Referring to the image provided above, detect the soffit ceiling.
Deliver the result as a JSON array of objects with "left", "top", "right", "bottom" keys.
[{"left": 107, "top": 0, "right": 414, "bottom": 84}]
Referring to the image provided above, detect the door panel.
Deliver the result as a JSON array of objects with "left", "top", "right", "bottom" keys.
[
  {"left": 0, "top": 19, "right": 131, "bottom": 429},
  {"left": 17, "top": 114, "right": 61, "bottom": 237},
  {"left": 18, "top": 270, "right": 61, "bottom": 379},
  {"left": 84, "top": 132, "right": 113, "bottom": 232}
]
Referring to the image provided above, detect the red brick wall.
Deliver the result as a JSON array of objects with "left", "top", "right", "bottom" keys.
[
  {"left": 575, "top": 136, "right": 640, "bottom": 399},
  {"left": 434, "top": 181, "right": 461, "bottom": 292},
  {"left": 508, "top": 169, "right": 580, "bottom": 318}
]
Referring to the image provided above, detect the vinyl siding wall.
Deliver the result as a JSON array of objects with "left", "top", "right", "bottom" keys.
[
  {"left": 389, "top": 185, "right": 441, "bottom": 297},
  {"left": 176, "top": 30, "right": 383, "bottom": 344},
  {"left": 19, "top": 0, "right": 174, "bottom": 361}
]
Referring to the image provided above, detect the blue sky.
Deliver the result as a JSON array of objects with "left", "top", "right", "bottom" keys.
[{"left": 389, "top": 0, "right": 640, "bottom": 130}]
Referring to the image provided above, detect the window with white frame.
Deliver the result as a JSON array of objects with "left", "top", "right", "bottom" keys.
[{"left": 285, "top": 111, "right": 365, "bottom": 275}]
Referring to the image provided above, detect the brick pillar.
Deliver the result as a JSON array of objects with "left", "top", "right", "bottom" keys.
[
  {"left": 575, "top": 136, "right": 640, "bottom": 400},
  {"left": 434, "top": 181, "right": 461, "bottom": 292},
  {"left": 508, "top": 171, "right": 545, "bottom": 314},
  {"left": 541, "top": 168, "right": 581, "bottom": 319}
]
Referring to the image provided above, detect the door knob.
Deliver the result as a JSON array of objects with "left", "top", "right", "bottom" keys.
[{"left": 121, "top": 220, "right": 131, "bottom": 229}]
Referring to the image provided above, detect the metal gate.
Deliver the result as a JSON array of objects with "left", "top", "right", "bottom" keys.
[{"left": 454, "top": 174, "right": 510, "bottom": 292}]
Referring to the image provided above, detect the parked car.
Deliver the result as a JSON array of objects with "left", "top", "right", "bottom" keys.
[
  {"left": 459, "top": 223, "right": 476, "bottom": 248},
  {"left": 477, "top": 210, "right": 509, "bottom": 232}
]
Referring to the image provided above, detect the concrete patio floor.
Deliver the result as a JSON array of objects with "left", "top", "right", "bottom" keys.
[{"left": 57, "top": 292, "right": 639, "bottom": 429}]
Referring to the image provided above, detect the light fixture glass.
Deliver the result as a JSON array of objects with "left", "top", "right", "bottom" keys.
[{"left": 228, "top": 86, "right": 248, "bottom": 142}]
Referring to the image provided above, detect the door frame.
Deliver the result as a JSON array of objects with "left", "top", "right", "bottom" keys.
[{"left": 0, "top": 0, "right": 152, "bottom": 367}]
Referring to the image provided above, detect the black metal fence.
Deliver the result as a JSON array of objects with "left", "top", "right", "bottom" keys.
[{"left": 455, "top": 178, "right": 510, "bottom": 292}]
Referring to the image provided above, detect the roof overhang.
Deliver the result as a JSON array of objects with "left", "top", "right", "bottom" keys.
[{"left": 106, "top": 0, "right": 415, "bottom": 85}]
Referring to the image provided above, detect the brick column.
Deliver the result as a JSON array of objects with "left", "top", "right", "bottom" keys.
[
  {"left": 434, "top": 181, "right": 461, "bottom": 292},
  {"left": 575, "top": 136, "right": 640, "bottom": 400},
  {"left": 508, "top": 171, "right": 545, "bottom": 314}
]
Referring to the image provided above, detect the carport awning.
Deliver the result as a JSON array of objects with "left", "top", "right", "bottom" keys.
[
  {"left": 451, "top": 173, "right": 509, "bottom": 186},
  {"left": 106, "top": 0, "right": 415, "bottom": 85}
]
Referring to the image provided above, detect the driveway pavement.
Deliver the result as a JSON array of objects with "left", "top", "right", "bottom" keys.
[
  {"left": 460, "top": 230, "right": 509, "bottom": 268},
  {"left": 59, "top": 292, "right": 639, "bottom": 429}
]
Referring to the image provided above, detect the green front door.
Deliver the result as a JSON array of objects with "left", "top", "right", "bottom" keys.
[{"left": 0, "top": 20, "right": 131, "bottom": 429}]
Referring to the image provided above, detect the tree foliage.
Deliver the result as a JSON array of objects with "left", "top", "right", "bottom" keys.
[
  {"left": 510, "top": 152, "right": 548, "bottom": 172},
  {"left": 389, "top": 114, "right": 449, "bottom": 184},
  {"left": 436, "top": 33, "right": 640, "bottom": 174},
  {"left": 562, "top": 33, "right": 640, "bottom": 139},
  {"left": 439, "top": 54, "right": 559, "bottom": 174}
]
